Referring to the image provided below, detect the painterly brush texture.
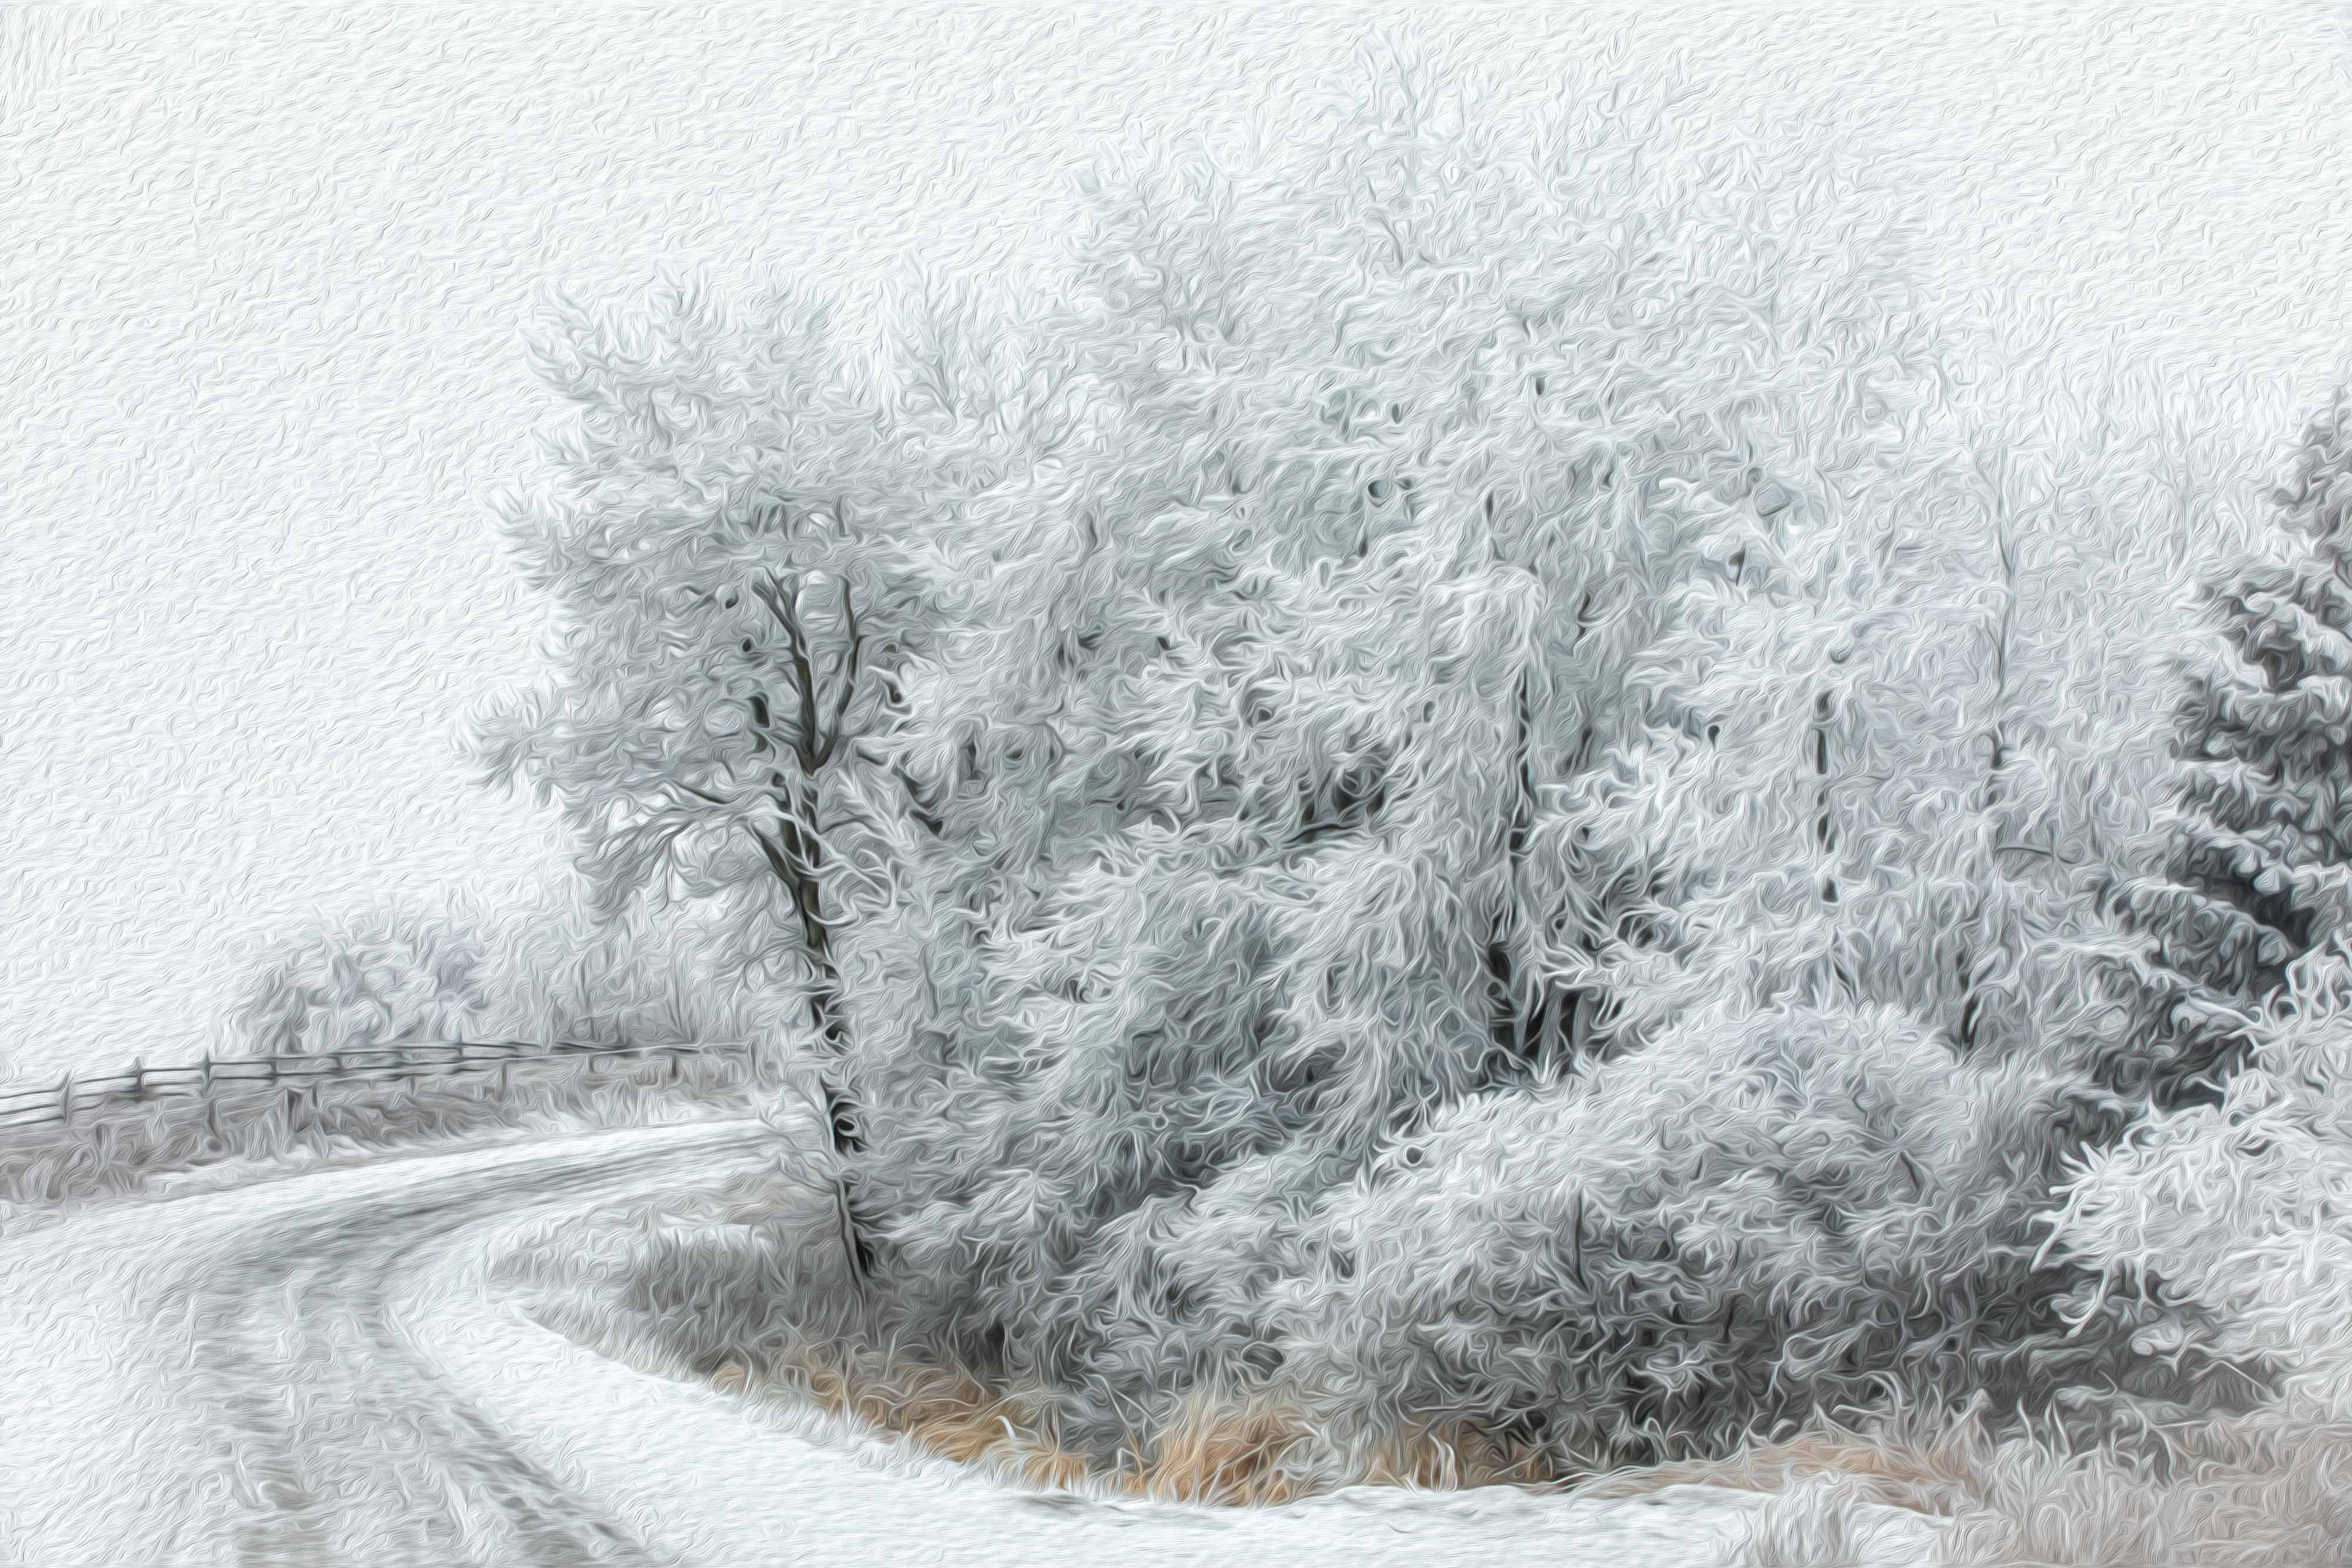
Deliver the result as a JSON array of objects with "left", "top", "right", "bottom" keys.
[
  {"left": 10, "top": 6, "right": 2352, "bottom": 1565},
  {"left": 469, "top": 40, "right": 2351, "bottom": 1548}
]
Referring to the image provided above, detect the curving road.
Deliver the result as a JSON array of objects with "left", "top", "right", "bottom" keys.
[{"left": 0, "top": 1121, "right": 1800, "bottom": 1567}]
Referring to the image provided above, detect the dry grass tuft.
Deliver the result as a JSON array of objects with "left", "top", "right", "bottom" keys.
[
  {"left": 1132, "top": 1393, "right": 1322, "bottom": 1504},
  {"left": 1354, "top": 1418, "right": 1558, "bottom": 1495},
  {"left": 1578, "top": 1429, "right": 1977, "bottom": 1516},
  {"left": 745, "top": 1343, "right": 1095, "bottom": 1493},
  {"left": 690, "top": 1339, "right": 1553, "bottom": 1505}
]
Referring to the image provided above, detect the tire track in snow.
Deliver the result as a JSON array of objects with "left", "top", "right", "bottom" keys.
[
  {"left": 182, "top": 1168, "right": 684, "bottom": 1565},
  {"left": 1, "top": 1121, "right": 1781, "bottom": 1567},
  {"left": 1, "top": 1124, "right": 767, "bottom": 1566}
]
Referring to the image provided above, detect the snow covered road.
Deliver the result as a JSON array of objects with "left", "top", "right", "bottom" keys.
[{"left": 0, "top": 1121, "right": 1772, "bottom": 1567}]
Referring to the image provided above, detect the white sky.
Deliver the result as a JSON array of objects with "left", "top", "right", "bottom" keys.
[{"left": 5, "top": 1, "right": 2351, "bottom": 1084}]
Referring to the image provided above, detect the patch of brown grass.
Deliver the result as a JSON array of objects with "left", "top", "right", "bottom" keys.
[
  {"left": 742, "top": 1343, "right": 1095, "bottom": 1492},
  {"left": 1575, "top": 1430, "right": 1977, "bottom": 1516},
  {"left": 1133, "top": 1393, "right": 1322, "bottom": 1504},
  {"left": 1356, "top": 1418, "right": 1558, "bottom": 1494},
  {"left": 694, "top": 1343, "right": 1555, "bottom": 1506}
]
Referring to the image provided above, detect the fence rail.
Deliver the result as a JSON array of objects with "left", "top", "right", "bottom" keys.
[{"left": 0, "top": 1038, "right": 714, "bottom": 1133}]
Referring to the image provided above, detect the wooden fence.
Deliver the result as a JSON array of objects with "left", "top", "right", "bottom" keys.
[{"left": 0, "top": 1038, "right": 713, "bottom": 1135}]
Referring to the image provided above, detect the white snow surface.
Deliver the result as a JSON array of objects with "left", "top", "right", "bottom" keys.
[{"left": 0, "top": 1121, "right": 1827, "bottom": 1566}]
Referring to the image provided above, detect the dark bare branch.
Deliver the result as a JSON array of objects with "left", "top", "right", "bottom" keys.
[
  {"left": 741, "top": 820, "right": 801, "bottom": 889},
  {"left": 815, "top": 577, "right": 867, "bottom": 769},
  {"left": 754, "top": 571, "right": 826, "bottom": 772}
]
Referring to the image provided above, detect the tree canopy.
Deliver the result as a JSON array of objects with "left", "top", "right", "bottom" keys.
[{"left": 473, "top": 53, "right": 2272, "bottom": 1481}]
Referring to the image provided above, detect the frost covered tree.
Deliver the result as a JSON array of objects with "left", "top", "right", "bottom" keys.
[
  {"left": 229, "top": 905, "right": 487, "bottom": 1058},
  {"left": 775, "top": 56, "right": 2174, "bottom": 1468},
  {"left": 469, "top": 889, "right": 758, "bottom": 1054},
  {"left": 2051, "top": 932, "right": 2352, "bottom": 1414},
  {"left": 472, "top": 273, "right": 1068, "bottom": 1158},
  {"left": 464, "top": 48, "right": 2218, "bottom": 1483},
  {"left": 228, "top": 891, "right": 755, "bottom": 1066},
  {"left": 2119, "top": 391, "right": 2352, "bottom": 1102}
]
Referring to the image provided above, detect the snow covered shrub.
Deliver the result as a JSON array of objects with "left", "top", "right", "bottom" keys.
[
  {"left": 1723, "top": 930, "right": 2352, "bottom": 1568},
  {"left": 2051, "top": 936, "right": 2352, "bottom": 1409},
  {"left": 228, "top": 904, "right": 488, "bottom": 1057},
  {"left": 1267, "top": 1001, "right": 2194, "bottom": 1482},
  {"left": 232, "top": 893, "right": 760, "bottom": 1060},
  {"left": 472, "top": 892, "right": 760, "bottom": 1054}
]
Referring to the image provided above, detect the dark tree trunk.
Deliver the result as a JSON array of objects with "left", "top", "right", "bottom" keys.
[
  {"left": 746, "top": 570, "right": 876, "bottom": 1188},
  {"left": 1487, "top": 668, "right": 1552, "bottom": 1074},
  {"left": 773, "top": 778, "right": 862, "bottom": 1154}
]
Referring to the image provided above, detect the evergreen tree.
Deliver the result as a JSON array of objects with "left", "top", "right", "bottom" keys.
[{"left": 2120, "top": 389, "right": 2352, "bottom": 1102}]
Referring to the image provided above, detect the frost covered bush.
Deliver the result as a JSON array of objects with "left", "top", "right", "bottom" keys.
[
  {"left": 1728, "top": 940, "right": 2352, "bottom": 1565},
  {"left": 2052, "top": 938, "right": 2352, "bottom": 1409},
  {"left": 471, "top": 892, "right": 763, "bottom": 1054},
  {"left": 228, "top": 893, "right": 760, "bottom": 1061},
  {"left": 1268, "top": 1002, "right": 2201, "bottom": 1480},
  {"left": 229, "top": 904, "right": 489, "bottom": 1057}
]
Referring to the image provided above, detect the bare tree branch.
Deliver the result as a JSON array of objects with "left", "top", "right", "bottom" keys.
[
  {"left": 754, "top": 571, "right": 826, "bottom": 772},
  {"left": 815, "top": 577, "right": 866, "bottom": 769}
]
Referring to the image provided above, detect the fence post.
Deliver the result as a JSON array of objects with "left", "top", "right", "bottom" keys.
[
  {"left": 198, "top": 1053, "right": 216, "bottom": 1147},
  {"left": 130, "top": 1057, "right": 145, "bottom": 1102},
  {"left": 57, "top": 1071, "right": 72, "bottom": 1131}
]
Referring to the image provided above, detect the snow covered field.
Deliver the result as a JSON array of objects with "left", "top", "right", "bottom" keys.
[{"left": 0, "top": 1123, "right": 1879, "bottom": 1566}]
